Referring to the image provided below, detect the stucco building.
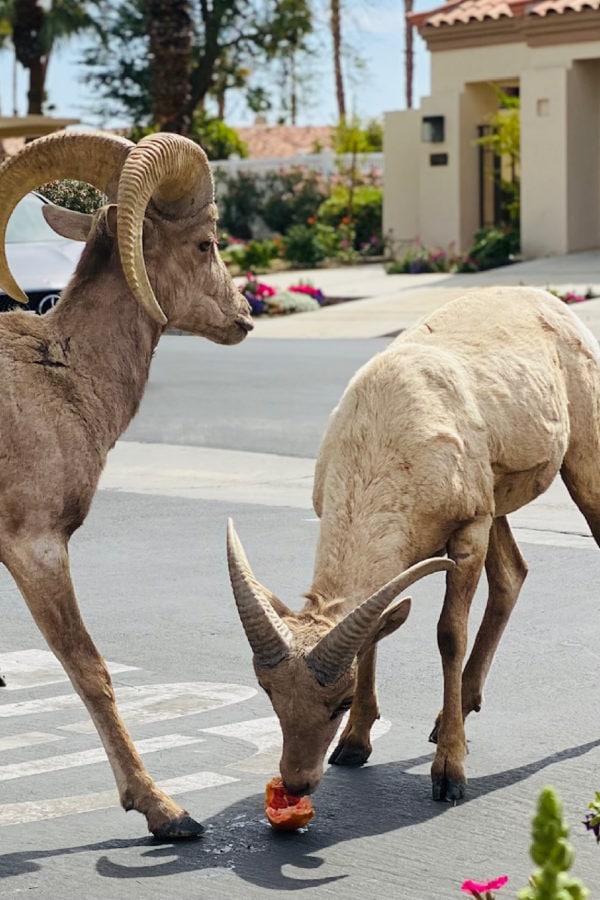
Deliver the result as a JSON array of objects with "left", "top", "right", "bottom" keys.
[{"left": 383, "top": 0, "right": 600, "bottom": 257}]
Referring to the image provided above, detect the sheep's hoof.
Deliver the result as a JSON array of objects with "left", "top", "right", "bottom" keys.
[
  {"left": 432, "top": 777, "right": 465, "bottom": 803},
  {"left": 0, "top": 674, "right": 6, "bottom": 687},
  {"left": 151, "top": 815, "right": 204, "bottom": 842},
  {"left": 328, "top": 742, "right": 371, "bottom": 767}
]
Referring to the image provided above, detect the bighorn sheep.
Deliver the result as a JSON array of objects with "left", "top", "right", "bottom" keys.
[
  {"left": 0, "top": 130, "right": 253, "bottom": 839},
  {"left": 228, "top": 286, "right": 600, "bottom": 802}
]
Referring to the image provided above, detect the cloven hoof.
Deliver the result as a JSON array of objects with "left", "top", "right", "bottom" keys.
[
  {"left": 432, "top": 777, "right": 465, "bottom": 803},
  {"left": 328, "top": 742, "right": 371, "bottom": 767},
  {"left": 151, "top": 815, "right": 204, "bottom": 842}
]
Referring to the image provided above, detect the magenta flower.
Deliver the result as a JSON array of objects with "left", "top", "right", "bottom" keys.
[{"left": 461, "top": 875, "right": 508, "bottom": 895}]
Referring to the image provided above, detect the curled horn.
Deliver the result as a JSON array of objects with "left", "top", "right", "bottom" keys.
[
  {"left": 116, "top": 133, "right": 215, "bottom": 326},
  {"left": 227, "top": 519, "right": 293, "bottom": 668},
  {"left": 306, "top": 557, "right": 455, "bottom": 686},
  {"left": 0, "top": 130, "right": 133, "bottom": 304}
]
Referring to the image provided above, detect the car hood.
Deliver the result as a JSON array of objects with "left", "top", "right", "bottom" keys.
[{"left": 2, "top": 239, "right": 83, "bottom": 295}]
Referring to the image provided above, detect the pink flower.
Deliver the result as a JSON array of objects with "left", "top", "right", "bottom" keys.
[{"left": 461, "top": 876, "right": 508, "bottom": 895}]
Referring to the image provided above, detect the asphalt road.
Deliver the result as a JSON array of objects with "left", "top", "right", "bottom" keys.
[{"left": 2, "top": 335, "right": 600, "bottom": 898}]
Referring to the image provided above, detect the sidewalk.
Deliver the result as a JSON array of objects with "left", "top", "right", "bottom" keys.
[{"left": 249, "top": 249, "right": 600, "bottom": 339}]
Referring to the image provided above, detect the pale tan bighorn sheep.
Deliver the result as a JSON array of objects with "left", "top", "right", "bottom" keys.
[
  {"left": 0, "top": 130, "right": 253, "bottom": 839},
  {"left": 228, "top": 286, "right": 600, "bottom": 802}
]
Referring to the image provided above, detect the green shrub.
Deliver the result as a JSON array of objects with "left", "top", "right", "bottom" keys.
[
  {"left": 317, "top": 185, "right": 382, "bottom": 251},
  {"left": 38, "top": 180, "right": 105, "bottom": 214},
  {"left": 235, "top": 239, "right": 281, "bottom": 272},
  {"left": 189, "top": 111, "right": 249, "bottom": 161},
  {"left": 128, "top": 116, "right": 248, "bottom": 161},
  {"left": 282, "top": 224, "right": 327, "bottom": 267},
  {"left": 215, "top": 170, "right": 262, "bottom": 240},
  {"left": 333, "top": 116, "right": 383, "bottom": 153},
  {"left": 260, "top": 168, "right": 330, "bottom": 234},
  {"left": 460, "top": 227, "right": 520, "bottom": 272},
  {"left": 385, "top": 241, "right": 460, "bottom": 274}
]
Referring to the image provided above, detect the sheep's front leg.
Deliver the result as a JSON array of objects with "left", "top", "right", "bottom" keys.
[
  {"left": 329, "top": 645, "right": 378, "bottom": 767},
  {"left": 431, "top": 516, "right": 491, "bottom": 802},
  {"left": 4, "top": 536, "right": 203, "bottom": 840}
]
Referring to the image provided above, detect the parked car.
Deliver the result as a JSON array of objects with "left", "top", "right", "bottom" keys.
[{"left": 1, "top": 191, "right": 83, "bottom": 314}]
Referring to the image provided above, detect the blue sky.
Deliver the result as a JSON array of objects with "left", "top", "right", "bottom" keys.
[{"left": 0, "top": 1, "right": 435, "bottom": 129}]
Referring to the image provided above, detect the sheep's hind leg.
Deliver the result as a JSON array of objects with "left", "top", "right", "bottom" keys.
[
  {"left": 561, "top": 455, "right": 600, "bottom": 549},
  {"left": 429, "top": 516, "right": 527, "bottom": 742},
  {"left": 329, "top": 645, "right": 378, "bottom": 767},
  {"left": 4, "top": 536, "right": 203, "bottom": 841}
]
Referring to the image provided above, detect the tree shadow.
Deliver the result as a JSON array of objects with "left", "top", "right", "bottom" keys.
[{"left": 2, "top": 737, "right": 599, "bottom": 891}]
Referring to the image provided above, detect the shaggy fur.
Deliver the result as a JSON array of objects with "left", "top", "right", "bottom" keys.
[
  {"left": 236, "top": 286, "right": 600, "bottom": 801},
  {"left": 0, "top": 197, "right": 252, "bottom": 838}
]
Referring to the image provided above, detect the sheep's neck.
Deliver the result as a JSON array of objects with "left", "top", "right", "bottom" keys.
[
  {"left": 309, "top": 513, "right": 415, "bottom": 613},
  {"left": 50, "top": 273, "right": 161, "bottom": 449}
]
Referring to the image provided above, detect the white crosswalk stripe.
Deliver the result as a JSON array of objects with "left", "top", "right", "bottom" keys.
[
  {"left": 0, "top": 648, "right": 137, "bottom": 691},
  {"left": 0, "top": 771, "right": 238, "bottom": 827},
  {"left": 0, "top": 733, "right": 204, "bottom": 783}
]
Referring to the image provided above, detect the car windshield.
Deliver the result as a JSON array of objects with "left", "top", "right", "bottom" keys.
[{"left": 5, "top": 193, "right": 64, "bottom": 244}]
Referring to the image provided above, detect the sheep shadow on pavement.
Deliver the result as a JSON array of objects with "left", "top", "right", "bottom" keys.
[{"left": 1, "top": 736, "right": 599, "bottom": 890}]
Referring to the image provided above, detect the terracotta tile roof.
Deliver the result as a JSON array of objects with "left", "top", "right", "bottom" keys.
[
  {"left": 235, "top": 124, "right": 335, "bottom": 159},
  {"left": 411, "top": 0, "right": 599, "bottom": 28}
]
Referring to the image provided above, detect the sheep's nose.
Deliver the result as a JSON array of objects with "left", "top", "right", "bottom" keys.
[
  {"left": 235, "top": 315, "right": 254, "bottom": 334},
  {"left": 283, "top": 779, "right": 312, "bottom": 797}
]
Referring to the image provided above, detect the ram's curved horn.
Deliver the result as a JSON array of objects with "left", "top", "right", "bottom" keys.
[
  {"left": 227, "top": 519, "right": 293, "bottom": 668},
  {"left": 306, "top": 557, "right": 454, "bottom": 686},
  {"left": 0, "top": 131, "right": 133, "bottom": 304},
  {"left": 116, "top": 133, "right": 214, "bottom": 326}
]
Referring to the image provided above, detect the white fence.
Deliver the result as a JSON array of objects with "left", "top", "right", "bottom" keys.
[{"left": 211, "top": 150, "right": 384, "bottom": 180}]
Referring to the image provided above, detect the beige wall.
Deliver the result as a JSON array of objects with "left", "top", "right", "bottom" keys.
[
  {"left": 520, "top": 65, "right": 569, "bottom": 255},
  {"left": 567, "top": 59, "right": 600, "bottom": 251},
  {"left": 383, "top": 109, "right": 420, "bottom": 249},
  {"left": 384, "top": 33, "right": 600, "bottom": 258}
]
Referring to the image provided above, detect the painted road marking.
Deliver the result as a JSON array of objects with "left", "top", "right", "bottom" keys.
[
  {"left": 0, "top": 656, "right": 256, "bottom": 826},
  {"left": 0, "top": 649, "right": 137, "bottom": 691},
  {"left": 0, "top": 771, "right": 238, "bottom": 827},
  {"left": 202, "top": 715, "right": 392, "bottom": 774},
  {"left": 0, "top": 682, "right": 256, "bottom": 721},
  {"left": 0, "top": 733, "right": 204, "bottom": 783},
  {"left": 0, "top": 731, "right": 64, "bottom": 753},
  {"left": 61, "top": 682, "right": 257, "bottom": 733}
]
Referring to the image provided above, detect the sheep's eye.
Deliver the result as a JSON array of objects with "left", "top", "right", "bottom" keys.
[
  {"left": 198, "top": 240, "right": 213, "bottom": 252},
  {"left": 330, "top": 697, "right": 354, "bottom": 719}
]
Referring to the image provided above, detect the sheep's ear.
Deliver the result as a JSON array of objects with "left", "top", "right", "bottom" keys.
[
  {"left": 371, "top": 597, "right": 412, "bottom": 645},
  {"left": 265, "top": 590, "right": 293, "bottom": 619},
  {"left": 42, "top": 203, "right": 93, "bottom": 242},
  {"left": 104, "top": 203, "right": 117, "bottom": 237},
  {"left": 103, "top": 204, "right": 153, "bottom": 244}
]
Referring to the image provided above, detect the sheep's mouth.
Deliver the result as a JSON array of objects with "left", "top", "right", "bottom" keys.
[{"left": 205, "top": 319, "right": 252, "bottom": 345}]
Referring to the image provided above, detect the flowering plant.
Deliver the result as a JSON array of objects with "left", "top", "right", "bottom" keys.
[
  {"left": 288, "top": 283, "right": 325, "bottom": 304},
  {"left": 583, "top": 791, "right": 600, "bottom": 843},
  {"left": 237, "top": 275, "right": 277, "bottom": 315},
  {"left": 461, "top": 876, "right": 508, "bottom": 899},
  {"left": 237, "top": 274, "right": 325, "bottom": 316}
]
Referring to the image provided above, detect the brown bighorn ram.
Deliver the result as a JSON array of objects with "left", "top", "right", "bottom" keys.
[
  {"left": 228, "top": 286, "right": 600, "bottom": 802},
  {"left": 0, "top": 130, "right": 253, "bottom": 839}
]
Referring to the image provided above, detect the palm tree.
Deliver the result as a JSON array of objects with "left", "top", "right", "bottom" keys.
[
  {"left": 147, "top": 0, "right": 192, "bottom": 135},
  {"left": 405, "top": 0, "right": 414, "bottom": 109},
  {"left": 0, "top": 0, "right": 101, "bottom": 116},
  {"left": 331, "top": 0, "right": 346, "bottom": 123}
]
